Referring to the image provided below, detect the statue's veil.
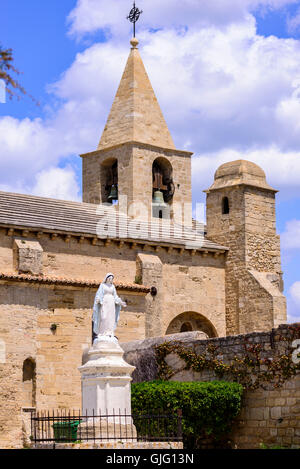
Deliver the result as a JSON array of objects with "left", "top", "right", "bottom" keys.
[{"left": 102, "top": 273, "right": 114, "bottom": 284}]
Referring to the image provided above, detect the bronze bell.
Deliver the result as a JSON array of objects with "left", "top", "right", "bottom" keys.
[
  {"left": 152, "top": 190, "right": 165, "bottom": 205},
  {"left": 108, "top": 185, "right": 118, "bottom": 201}
]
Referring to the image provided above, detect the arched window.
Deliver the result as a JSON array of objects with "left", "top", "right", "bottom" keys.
[
  {"left": 101, "top": 158, "right": 118, "bottom": 204},
  {"left": 22, "top": 358, "right": 36, "bottom": 408},
  {"left": 222, "top": 196, "right": 230, "bottom": 215},
  {"left": 152, "top": 157, "right": 174, "bottom": 219}
]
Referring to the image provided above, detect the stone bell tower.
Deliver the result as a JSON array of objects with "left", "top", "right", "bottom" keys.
[
  {"left": 81, "top": 38, "right": 192, "bottom": 221},
  {"left": 205, "top": 160, "right": 287, "bottom": 335}
]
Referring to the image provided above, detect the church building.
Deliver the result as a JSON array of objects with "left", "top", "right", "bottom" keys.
[{"left": 0, "top": 37, "right": 286, "bottom": 447}]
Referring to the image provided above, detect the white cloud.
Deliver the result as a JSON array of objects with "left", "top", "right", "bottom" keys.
[
  {"left": 281, "top": 220, "right": 300, "bottom": 250},
  {"left": 2, "top": 2, "right": 300, "bottom": 203},
  {"left": 46, "top": 24, "right": 300, "bottom": 202},
  {"left": 0, "top": 165, "right": 80, "bottom": 202},
  {"left": 287, "top": 6, "right": 300, "bottom": 34},
  {"left": 290, "top": 281, "right": 300, "bottom": 303},
  {"left": 146, "top": 27, "right": 300, "bottom": 155},
  {"left": 31, "top": 167, "right": 80, "bottom": 201},
  {"left": 192, "top": 146, "right": 300, "bottom": 202},
  {"left": 0, "top": 116, "right": 55, "bottom": 184},
  {"left": 288, "top": 281, "right": 300, "bottom": 322},
  {"left": 0, "top": 114, "right": 84, "bottom": 200},
  {"left": 67, "top": 0, "right": 299, "bottom": 39}
]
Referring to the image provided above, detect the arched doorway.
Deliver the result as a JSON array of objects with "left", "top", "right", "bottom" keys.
[{"left": 166, "top": 312, "right": 217, "bottom": 338}]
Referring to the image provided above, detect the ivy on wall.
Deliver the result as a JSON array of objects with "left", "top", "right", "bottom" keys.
[{"left": 155, "top": 325, "right": 300, "bottom": 390}]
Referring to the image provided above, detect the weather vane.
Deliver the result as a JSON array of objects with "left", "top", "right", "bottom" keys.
[{"left": 127, "top": 2, "right": 143, "bottom": 38}]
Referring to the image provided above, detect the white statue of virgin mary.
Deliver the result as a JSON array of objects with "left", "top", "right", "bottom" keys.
[{"left": 92, "top": 273, "right": 127, "bottom": 342}]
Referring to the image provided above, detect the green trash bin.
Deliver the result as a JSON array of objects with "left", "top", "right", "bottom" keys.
[{"left": 52, "top": 420, "right": 82, "bottom": 442}]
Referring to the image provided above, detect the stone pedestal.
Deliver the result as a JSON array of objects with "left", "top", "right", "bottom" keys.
[{"left": 78, "top": 337, "right": 135, "bottom": 421}]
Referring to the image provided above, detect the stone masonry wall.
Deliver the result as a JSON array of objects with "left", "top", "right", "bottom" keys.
[
  {"left": 0, "top": 229, "right": 226, "bottom": 339},
  {"left": 0, "top": 229, "right": 226, "bottom": 448},
  {"left": 244, "top": 189, "right": 282, "bottom": 275},
  {"left": 122, "top": 324, "right": 300, "bottom": 449},
  {"left": 0, "top": 283, "right": 145, "bottom": 449}
]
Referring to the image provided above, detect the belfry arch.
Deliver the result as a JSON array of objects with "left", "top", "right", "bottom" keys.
[
  {"left": 152, "top": 157, "right": 174, "bottom": 219},
  {"left": 152, "top": 158, "right": 173, "bottom": 199},
  {"left": 100, "top": 157, "right": 118, "bottom": 204},
  {"left": 166, "top": 312, "right": 218, "bottom": 338}
]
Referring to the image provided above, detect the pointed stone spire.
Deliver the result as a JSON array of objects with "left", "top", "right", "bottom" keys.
[{"left": 98, "top": 38, "right": 175, "bottom": 150}]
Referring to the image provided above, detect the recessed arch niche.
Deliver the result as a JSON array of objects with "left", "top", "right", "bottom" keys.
[
  {"left": 166, "top": 312, "right": 217, "bottom": 338},
  {"left": 22, "top": 357, "right": 36, "bottom": 408}
]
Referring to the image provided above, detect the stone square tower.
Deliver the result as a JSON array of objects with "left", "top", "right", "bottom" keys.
[
  {"left": 81, "top": 38, "right": 192, "bottom": 222},
  {"left": 205, "top": 160, "right": 286, "bottom": 335}
]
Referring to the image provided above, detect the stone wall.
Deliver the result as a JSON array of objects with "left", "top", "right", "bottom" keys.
[
  {"left": 244, "top": 189, "right": 281, "bottom": 273},
  {"left": 0, "top": 228, "right": 226, "bottom": 339},
  {"left": 122, "top": 324, "right": 300, "bottom": 449},
  {"left": 160, "top": 254, "right": 225, "bottom": 337},
  {"left": 0, "top": 282, "right": 145, "bottom": 449},
  {"left": 0, "top": 228, "right": 226, "bottom": 448}
]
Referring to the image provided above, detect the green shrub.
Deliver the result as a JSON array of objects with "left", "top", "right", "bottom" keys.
[{"left": 131, "top": 380, "right": 243, "bottom": 448}]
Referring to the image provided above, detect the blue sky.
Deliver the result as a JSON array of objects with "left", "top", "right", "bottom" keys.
[
  {"left": 1, "top": 1, "right": 78, "bottom": 118},
  {"left": 0, "top": 0, "right": 300, "bottom": 321}
]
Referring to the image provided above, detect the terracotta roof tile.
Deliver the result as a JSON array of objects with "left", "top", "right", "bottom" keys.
[{"left": 0, "top": 272, "right": 150, "bottom": 293}]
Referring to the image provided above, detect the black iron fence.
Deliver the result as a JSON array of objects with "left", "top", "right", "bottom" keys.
[{"left": 30, "top": 409, "right": 182, "bottom": 444}]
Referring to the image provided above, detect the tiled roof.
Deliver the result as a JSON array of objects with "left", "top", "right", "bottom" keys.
[
  {"left": 0, "top": 191, "right": 228, "bottom": 252},
  {"left": 0, "top": 272, "right": 150, "bottom": 292}
]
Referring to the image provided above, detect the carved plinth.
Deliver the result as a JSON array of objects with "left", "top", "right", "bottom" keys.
[{"left": 78, "top": 338, "right": 136, "bottom": 419}]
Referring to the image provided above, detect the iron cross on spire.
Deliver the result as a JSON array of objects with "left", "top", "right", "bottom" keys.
[{"left": 127, "top": 2, "right": 143, "bottom": 38}]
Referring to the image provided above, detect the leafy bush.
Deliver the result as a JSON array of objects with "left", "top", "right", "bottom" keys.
[{"left": 131, "top": 380, "right": 243, "bottom": 448}]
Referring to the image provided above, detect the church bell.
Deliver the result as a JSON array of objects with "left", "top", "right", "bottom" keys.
[
  {"left": 108, "top": 185, "right": 118, "bottom": 202},
  {"left": 152, "top": 190, "right": 165, "bottom": 205}
]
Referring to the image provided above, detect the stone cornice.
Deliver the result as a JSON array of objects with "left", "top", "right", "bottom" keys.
[
  {"left": 2, "top": 226, "right": 228, "bottom": 254},
  {"left": 80, "top": 141, "right": 193, "bottom": 158},
  {"left": 204, "top": 182, "right": 278, "bottom": 194}
]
